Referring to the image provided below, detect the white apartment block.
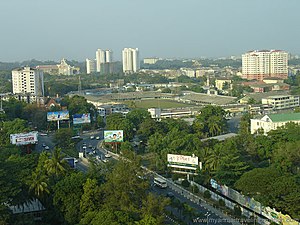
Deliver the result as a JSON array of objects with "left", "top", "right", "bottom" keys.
[
  {"left": 96, "top": 49, "right": 113, "bottom": 72},
  {"left": 251, "top": 113, "right": 300, "bottom": 135},
  {"left": 12, "top": 67, "right": 44, "bottom": 96},
  {"left": 242, "top": 50, "right": 288, "bottom": 81},
  {"left": 122, "top": 48, "right": 140, "bottom": 74},
  {"left": 261, "top": 95, "right": 299, "bottom": 110},
  {"left": 86, "top": 58, "right": 96, "bottom": 74},
  {"left": 144, "top": 57, "right": 159, "bottom": 64}
]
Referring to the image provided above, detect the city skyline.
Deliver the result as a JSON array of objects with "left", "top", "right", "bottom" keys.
[{"left": 0, "top": 0, "right": 299, "bottom": 62}]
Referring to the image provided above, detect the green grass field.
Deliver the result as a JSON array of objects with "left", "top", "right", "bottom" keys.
[{"left": 123, "top": 99, "right": 194, "bottom": 109}]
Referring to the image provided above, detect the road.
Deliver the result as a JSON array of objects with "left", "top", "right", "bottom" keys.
[
  {"left": 227, "top": 116, "right": 242, "bottom": 133},
  {"left": 37, "top": 130, "right": 239, "bottom": 225}
]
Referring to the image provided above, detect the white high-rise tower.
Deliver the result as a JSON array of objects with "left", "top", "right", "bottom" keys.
[
  {"left": 96, "top": 49, "right": 113, "bottom": 73},
  {"left": 12, "top": 66, "right": 44, "bottom": 96},
  {"left": 122, "top": 48, "right": 140, "bottom": 74}
]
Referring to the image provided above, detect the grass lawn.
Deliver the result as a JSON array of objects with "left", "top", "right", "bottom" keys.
[{"left": 123, "top": 99, "right": 194, "bottom": 109}]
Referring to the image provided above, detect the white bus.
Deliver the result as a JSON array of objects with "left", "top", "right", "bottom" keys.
[{"left": 154, "top": 177, "right": 167, "bottom": 188}]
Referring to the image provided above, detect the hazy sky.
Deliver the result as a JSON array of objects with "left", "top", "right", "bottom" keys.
[{"left": 0, "top": 0, "right": 299, "bottom": 62}]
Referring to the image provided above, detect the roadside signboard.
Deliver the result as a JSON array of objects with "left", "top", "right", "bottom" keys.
[
  {"left": 47, "top": 111, "right": 69, "bottom": 121},
  {"left": 167, "top": 154, "right": 198, "bottom": 170},
  {"left": 73, "top": 113, "right": 91, "bottom": 124},
  {"left": 10, "top": 131, "right": 38, "bottom": 146},
  {"left": 104, "top": 130, "right": 123, "bottom": 143}
]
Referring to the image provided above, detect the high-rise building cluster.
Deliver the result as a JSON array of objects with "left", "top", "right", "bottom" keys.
[
  {"left": 86, "top": 49, "right": 114, "bottom": 74},
  {"left": 242, "top": 50, "right": 288, "bottom": 81},
  {"left": 86, "top": 47, "right": 140, "bottom": 74}
]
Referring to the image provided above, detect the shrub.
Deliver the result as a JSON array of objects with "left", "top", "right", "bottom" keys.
[
  {"left": 218, "top": 199, "right": 225, "bottom": 207},
  {"left": 181, "top": 179, "right": 190, "bottom": 188},
  {"left": 203, "top": 190, "right": 211, "bottom": 199},
  {"left": 233, "top": 205, "right": 242, "bottom": 217}
]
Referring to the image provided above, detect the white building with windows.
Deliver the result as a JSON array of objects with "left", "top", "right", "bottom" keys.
[
  {"left": 96, "top": 49, "right": 113, "bottom": 73},
  {"left": 261, "top": 95, "right": 299, "bottom": 110},
  {"left": 251, "top": 112, "right": 300, "bottom": 134},
  {"left": 12, "top": 67, "right": 44, "bottom": 96},
  {"left": 122, "top": 48, "right": 140, "bottom": 74},
  {"left": 86, "top": 58, "right": 96, "bottom": 74},
  {"left": 242, "top": 50, "right": 288, "bottom": 81}
]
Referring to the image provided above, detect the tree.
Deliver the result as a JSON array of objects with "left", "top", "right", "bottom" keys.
[
  {"left": 101, "top": 159, "right": 148, "bottom": 213},
  {"left": 194, "top": 105, "right": 227, "bottom": 137},
  {"left": 0, "top": 119, "right": 29, "bottom": 146},
  {"left": 44, "top": 148, "right": 68, "bottom": 176},
  {"left": 140, "top": 193, "right": 169, "bottom": 224},
  {"left": 28, "top": 170, "right": 49, "bottom": 198},
  {"left": 53, "top": 172, "right": 86, "bottom": 224},
  {"left": 126, "top": 109, "right": 150, "bottom": 129},
  {"left": 272, "top": 141, "right": 300, "bottom": 173},
  {"left": 54, "top": 128, "right": 74, "bottom": 148},
  {"left": 80, "top": 178, "right": 101, "bottom": 217}
]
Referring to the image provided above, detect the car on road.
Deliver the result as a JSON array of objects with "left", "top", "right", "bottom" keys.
[
  {"left": 90, "top": 136, "right": 95, "bottom": 140},
  {"left": 96, "top": 136, "right": 100, "bottom": 140}
]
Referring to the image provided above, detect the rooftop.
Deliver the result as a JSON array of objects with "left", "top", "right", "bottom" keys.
[{"left": 267, "top": 112, "right": 300, "bottom": 122}]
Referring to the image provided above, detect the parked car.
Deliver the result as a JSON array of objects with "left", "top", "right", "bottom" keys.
[
  {"left": 90, "top": 136, "right": 95, "bottom": 140},
  {"left": 96, "top": 136, "right": 100, "bottom": 140},
  {"left": 45, "top": 146, "right": 50, "bottom": 150},
  {"left": 42, "top": 143, "right": 46, "bottom": 147}
]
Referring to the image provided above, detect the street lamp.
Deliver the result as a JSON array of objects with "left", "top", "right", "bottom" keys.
[{"left": 205, "top": 212, "right": 211, "bottom": 225}]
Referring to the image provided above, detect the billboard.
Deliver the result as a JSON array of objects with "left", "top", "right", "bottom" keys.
[
  {"left": 10, "top": 131, "right": 38, "bottom": 146},
  {"left": 167, "top": 154, "right": 198, "bottom": 170},
  {"left": 73, "top": 113, "right": 91, "bottom": 124},
  {"left": 104, "top": 130, "right": 123, "bottom": 143},
  {"left": 47, "top": 111, "right": 69, "bottom": 121}
]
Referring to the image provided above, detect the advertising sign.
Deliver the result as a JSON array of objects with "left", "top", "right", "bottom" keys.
[
  {"left": 10, "top": 131, "right": 38, "bottom": 146},
  {"left": 73, "top": 113, "right": 91, "bottom": 124},
  {"left": 167, "top": 154, "right": 198, "bottom": 170},
  {"left": 47, "top": 111, "right": 69, "bottom": 121},
  {"left": 104, "top": 130, "right": 123, "bottom": 143}
]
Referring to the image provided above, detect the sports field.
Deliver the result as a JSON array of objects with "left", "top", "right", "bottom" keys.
[{"left": 123, "top": 99, "right": 194, "bottom": 109}]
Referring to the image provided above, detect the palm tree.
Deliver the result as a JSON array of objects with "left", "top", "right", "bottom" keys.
[
  {"left": 205, "top": 146, "right": 223, "bottom": 173},
  {"left": 28, "top": 170, "right": 49, "bottom": 198},
  {"left": 207, "top": 116, "right": 222, "bottom": 137},
  {"left": 44, "top": 147, "right": 68, "bottom": 176}
]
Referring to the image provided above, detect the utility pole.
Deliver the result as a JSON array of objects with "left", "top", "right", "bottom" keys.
[{"left": 78, "top": 76, "right": 82, "bottom": 95}]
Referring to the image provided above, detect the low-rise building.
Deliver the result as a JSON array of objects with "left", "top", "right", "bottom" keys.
[
  {"left": 261, "top": 95, "right": 299, "bottom": 110},
  {"left": 148, "top": 107, "right": 193, "bottom": 119},
  {"left": 251, "top": 112, "right": 300, "bottom": 134},
  {"left": 215, "top": 78, "right": 232, "bottom": 90}
]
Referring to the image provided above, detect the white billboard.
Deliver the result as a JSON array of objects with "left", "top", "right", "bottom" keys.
[
  {"left": 10, "top": 131, "right": 38, "bottom": 146},
  {"left": 167, "top": 154, "right": 198, "bottom": 170}
]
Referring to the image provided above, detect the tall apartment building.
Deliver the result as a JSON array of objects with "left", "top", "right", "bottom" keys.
[
  {"left": 86, "top": 58, "right": 96, "bottom": 74},
  {"left": 12, "top": 67, "right": 44, "bottom": 96},
  {"left": 96, "top": 49, "right": 113, "bottom": 73},
  {"left": 122, "top": 48, "right": 140, "bottom": 74},
  {"left": 242, "top": 50, "right": 288, "bottom": 81}
]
